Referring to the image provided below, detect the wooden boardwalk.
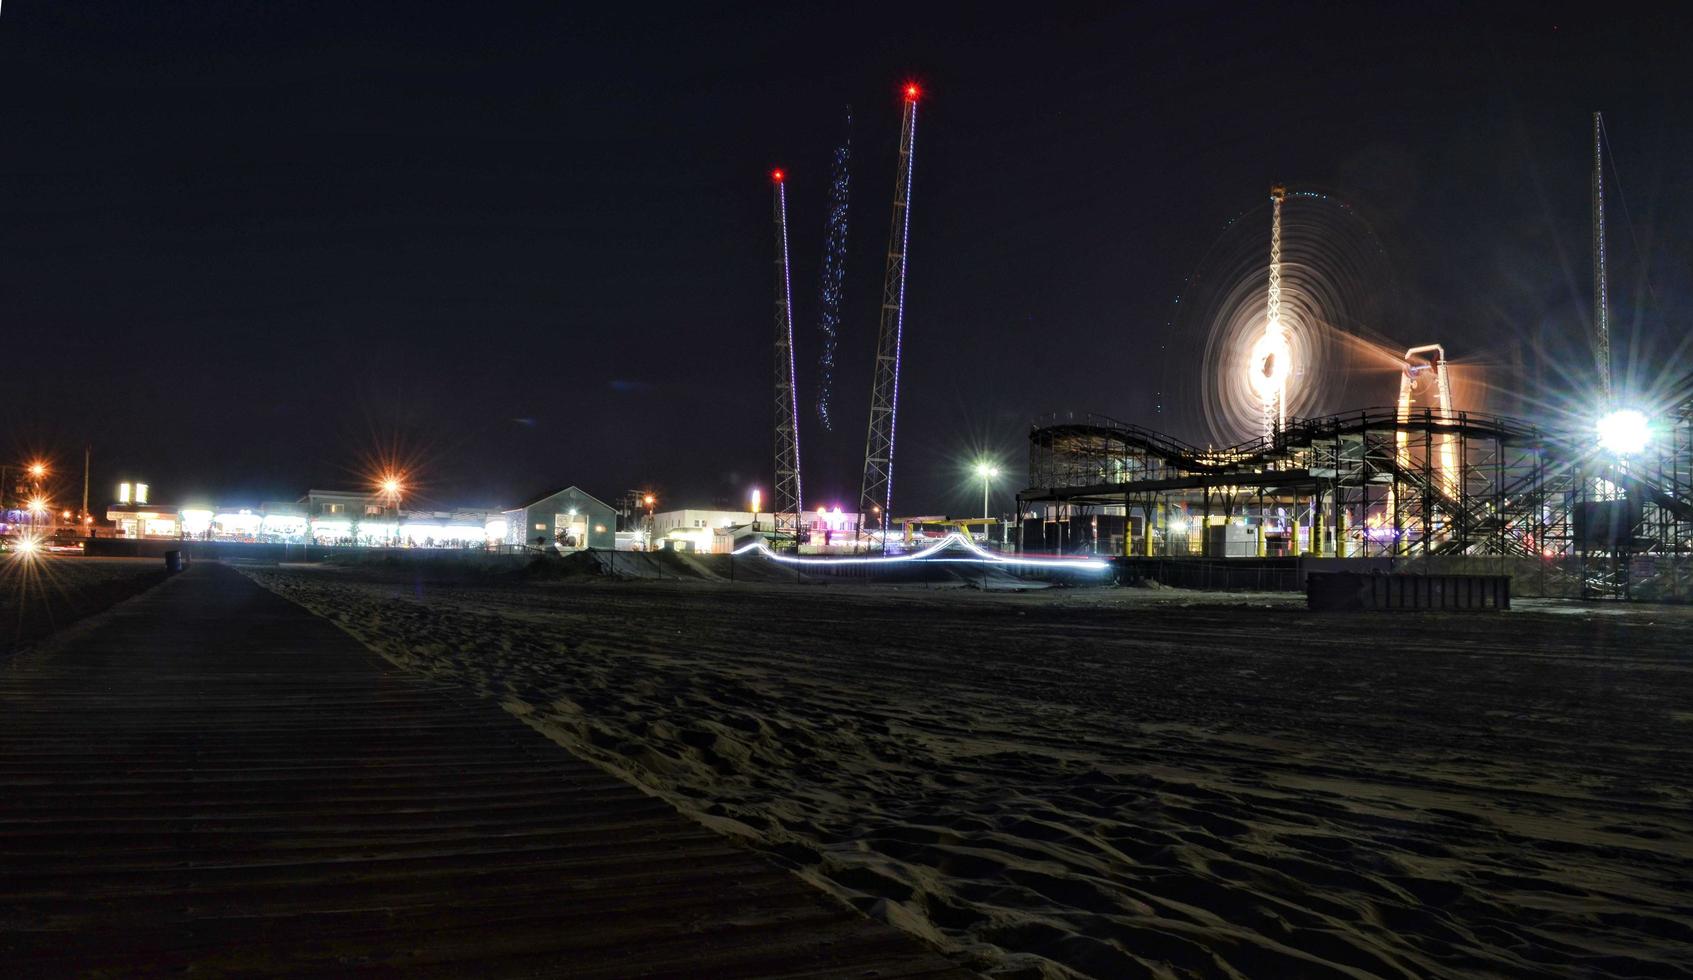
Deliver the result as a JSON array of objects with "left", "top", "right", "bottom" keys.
[{"left": 0, "top": 563, "right": 975, "bottom": 978}]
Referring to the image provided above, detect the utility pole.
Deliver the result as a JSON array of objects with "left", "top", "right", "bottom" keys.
[{"left": 82, "top": 446, "right": 91, "bottom": 523}]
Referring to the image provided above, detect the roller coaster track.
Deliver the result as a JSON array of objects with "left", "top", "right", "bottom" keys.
[
  {"left": 1031, "top": 407, "right": 1550, "bottom": 477},
  {"left": 1029, "top": 408, "right": 1693, "bottom": 532}
]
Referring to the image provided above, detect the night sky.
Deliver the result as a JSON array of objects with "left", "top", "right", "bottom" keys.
[{"left": 4, "top": 3, "right": 1689, "bottom": 516}]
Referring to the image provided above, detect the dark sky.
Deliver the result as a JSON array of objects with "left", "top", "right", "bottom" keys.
[{"left": 4, "top": 2, "right": 1690, "bottom": 515}]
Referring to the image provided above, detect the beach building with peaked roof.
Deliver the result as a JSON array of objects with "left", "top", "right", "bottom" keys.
[{"left": 502, "top": 486, "right": 616, "bottom": 551}]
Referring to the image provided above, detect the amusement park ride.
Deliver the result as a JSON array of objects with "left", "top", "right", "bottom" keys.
[
  {"left": 768, "top": 83, "right": 921, "bottom": 552},
  {"left": 1018, "top": 126, "right": 1693, "bottom": 599},
  {"left": 760, "top": 93, "right": 1691, "bottom": 595}
]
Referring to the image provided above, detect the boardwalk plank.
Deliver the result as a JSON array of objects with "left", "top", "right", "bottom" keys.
[{"left": 0, "top": 563, "right": 977, "bottom": 978}]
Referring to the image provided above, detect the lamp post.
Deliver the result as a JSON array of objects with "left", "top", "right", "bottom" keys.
[
  {"left": 380, "top": 475, "right": 404, "bottom": 547},
  {"left": 25, "top": 462, "right": 47, "bottom": 531},
  {"left": 750, "top": 488, "right": 761, "bottom": 532},
  {"left": 643, "top": 493, "right": 656, "bottom": 551},
  {"left": 974, "top": 462, "right": 999, "bottom": 520}
]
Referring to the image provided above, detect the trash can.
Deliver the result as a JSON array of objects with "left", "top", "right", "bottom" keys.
[{"left": 165, "top": 550, "right": 183, "bottom": 573}]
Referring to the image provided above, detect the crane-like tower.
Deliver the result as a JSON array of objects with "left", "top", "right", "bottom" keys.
[
  {"left": 858, "top": 83, "right": 920, "bottom": 550},
  {"left": 771, "top": 169, "right": 803, "bottom": 544},
  {"left": 1592, "top": 111, "right": 1611, "bottom": 408}
]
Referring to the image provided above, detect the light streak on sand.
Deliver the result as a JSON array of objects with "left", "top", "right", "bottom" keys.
[{"left": 732, "top": 532, "right": 1109, "bottom": 571}]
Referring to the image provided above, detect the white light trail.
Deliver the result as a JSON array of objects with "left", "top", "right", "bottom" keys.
[{"left": 731, "top": 532, "right": 1109, "bottom": 571}]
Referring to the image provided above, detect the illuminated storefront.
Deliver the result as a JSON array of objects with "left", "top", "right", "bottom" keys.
[{"left": 106, "top": 505, "right": 182, "bottom": 539}]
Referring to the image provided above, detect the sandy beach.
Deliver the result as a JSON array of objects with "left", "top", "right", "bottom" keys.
[{"left": 247, "top": 564, "right": 1693, "bottom": 979}]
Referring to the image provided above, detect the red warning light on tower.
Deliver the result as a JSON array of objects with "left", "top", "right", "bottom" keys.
[
  {"left": 771, "top": 168, "right": 785, "bottom": 182},
  {"left": 903, "top": 83, "right": 920, "bottom": 101}
]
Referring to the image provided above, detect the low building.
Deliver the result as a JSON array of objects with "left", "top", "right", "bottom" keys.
[
  {"left": 176, "top": 496, "right": 491, "bottom": 546},
  {"left": 294, "top": 489, "right": 388, "bottom": 544},
  {"left": 806, "top": 506, "right": 864, "bottom": 550},
  {"left": 651, "top": 509, "right": 755, "bottom": 553},
  {"left": 106, "top": 504, "right": 182, "bottom": 539},
  {"left": 397, "top": 507, "right": 499, "bottom": 548},
  {"left": 502, "top": 487, "right": 616, "bottom": 551}
]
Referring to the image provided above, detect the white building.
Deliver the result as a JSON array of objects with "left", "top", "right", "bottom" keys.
[{"left": 650, "top": 509, "right": 755, "bottom": 553}]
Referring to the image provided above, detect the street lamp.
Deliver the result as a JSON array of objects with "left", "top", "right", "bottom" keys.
[
  {"left": 974, "top": 461, "right": 1000, "bottom": 520},
  {"left": 27, "top": 495, "right": 48, "bottom": 535},
  {"left": 1597, "top": 408, "right": 1650, "bottom": 457},
  {"left": 378, "top": 473, "right": 404, "bottom": 545},
  {"left": 643, "top": 493, "right": 656, "bottom": 550},
  {"left": 750, "top": 488, "right": 761, "bottom": 531}
]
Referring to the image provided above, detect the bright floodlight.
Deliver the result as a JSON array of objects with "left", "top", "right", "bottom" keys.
[
  {"left": 974, "top": 462, "right": 999, "bottom": 478},
  {"left": 1597, "top": 408, "right": 1650, "bottom": 455},
  {"left": 381, "top": 477, "right": 402, "bottom": 496},
  {"left": 1247, "top": 321, "right": 1292, "bottom": 399},
  {"left": 28, "top": 462, "right": 46, "bottom": 479},
  {"left": 14, "top": 535, "right": 39, "bottom": 557}
]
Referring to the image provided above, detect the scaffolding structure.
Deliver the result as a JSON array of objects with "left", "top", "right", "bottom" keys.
[{"left": 1019, "top": 402, "right": 1693, "bottom": 598}]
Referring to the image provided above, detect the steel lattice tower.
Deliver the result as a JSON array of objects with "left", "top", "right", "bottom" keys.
[
  {"left": 858, "top": 84, "right": 920, "bottom": 550},
  {"left": 1592, "top": 111, "right": 1611, "bottom": 408},
  {"left": 771, "top": 170, "right": 803, "bottom": 544},
  {"left": 1264, "top": 185, "right": 1288, "bottom": 439}
]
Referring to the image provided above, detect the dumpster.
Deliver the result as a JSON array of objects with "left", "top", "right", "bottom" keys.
[{"left": 164, "top": 550, "right": 183, "bottom": 573}]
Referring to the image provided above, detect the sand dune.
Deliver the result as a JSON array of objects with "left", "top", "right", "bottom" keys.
[{"left": 247, "top": 566, "right": 1693, "bottom": 979}]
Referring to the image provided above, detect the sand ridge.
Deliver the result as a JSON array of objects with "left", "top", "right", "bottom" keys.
[{"left": 247, "top": 566, "right": 1693, "bottom": 979}]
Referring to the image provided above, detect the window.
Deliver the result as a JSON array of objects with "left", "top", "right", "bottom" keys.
[
  {"left": 327, "top": 503, "right": 344, "bottom": 514},
  {"left": 365, "top": 505, "right": 382, "bottom": 516},
  {"left": 534, "top": 523, "right": 546, "bottom": 531}
]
